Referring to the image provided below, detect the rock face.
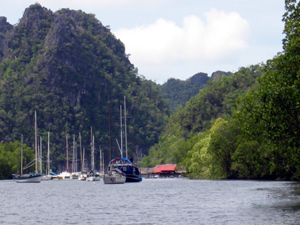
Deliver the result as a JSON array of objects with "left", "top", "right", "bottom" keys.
[
  {"left": 0, "top": 3, "right": 132, "bottom": 108},
  {"left": 0, "top": 17, "right": 13, "bottom": 32},
  {"left": 0, "top": 4, "right": 169, "bottom": 167},
  {"left": 0, "top": 17, "right": 13, "bottom": 57},
  {"left": 211, "top": 70, "right": 233, "bottom": 80}
]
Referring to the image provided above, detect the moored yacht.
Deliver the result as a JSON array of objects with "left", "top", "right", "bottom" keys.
[
  {"left": 70, "top": 172, "right": 80, "bottom": 179},
  {"left": 86, "top": 170, "right": 100, "bottom": 181},
  {"left": 57, "top": 170, "right": 71, "bottom": 179},
  {"left": 103, "top": 168, "right": 126, "bottom": 184},
  {"left": 12, "top": 112, "right": 41, "bottom": 183},
  {"left": 105, "top": 97, "right": 142, "bottom": 183},
  {"left": 107, "top": 157, "right": 141, "bottom": 182},
  {"left": 13, "top": 173, "right": 42, "bottom": 183}
]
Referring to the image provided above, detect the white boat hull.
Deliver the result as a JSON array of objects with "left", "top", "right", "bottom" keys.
[
  {"left": 86, "top": 176, "right": 101, "bottom": 181},
  {"left": 41, "top": 175, "right": 52, "bottom": 181},
  {"left": 103, "top": 175, "right": 126, "bottom": 184},
  {"left": 78, "top": 173, "right": 87, "bottom": 181},
  {"left": 14, "top": 174, "right": 42, "bottom": 183},
  {"left": 86, "top": 176, "right": 94, "bottom": 181},
  {"left": 57, "top": 171, "right": 71, "bottom": 180},
  {"left": 70, "top": 172, "right": 80, "bottom": 179},
  {"left": 94, "top": 176, "right": 101, "bottom": 181}
]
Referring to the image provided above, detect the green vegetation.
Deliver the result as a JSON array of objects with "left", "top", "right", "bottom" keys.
[
  {"left": 158, "top": 72, "right": 210, "bottom": 112},
  {"left": 158, "top": 71, "right": 232, "bottom": 113},
  {"left": 0, "top": 141, "right": 34, "bottom": 179},
  {"left": 0, "top": 4, "right": 169, "bottom": 178},
  {"left": 141, "top": 65, "right": 264, "bottom": 171},
  {"left": 236, "top": 0, "right": 300, "bottom": 180},
  {"left": 142, "top": 1, "right": 300, "bottom": 181}
]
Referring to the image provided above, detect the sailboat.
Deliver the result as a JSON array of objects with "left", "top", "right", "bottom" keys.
[
  {"left": 105, "top": 157, "right": 140, "bottom": 182},
  {"left": 86, "top": 131, "right": 100, "bottom": 181},
  {"left": 12, "top": 111, "right": 42, "bottom": 183},
  {"left": 78, "top": 141, "right": 88, "bottom": 181},
  {"left": 57, "top": 134, "right": 71, "bottom": 179},
  {"left": 105, "top": 97, "right": 142, "bottom": 183},
  {"left": 42, "top": 132, "right": 53, "bottom": 180},
  {"left": 77, "top": 133, "right": 86, "bottom": 180},
  {"left": 70, "top": 134, "right": 80, "bottom": 179},
  {"left": 103, "top": 168, "right": 126, "bottom": 184}
]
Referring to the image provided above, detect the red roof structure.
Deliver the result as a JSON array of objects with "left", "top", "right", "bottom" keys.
[{"left": 154, "top": 164, "right": 177, "bottom": 173}]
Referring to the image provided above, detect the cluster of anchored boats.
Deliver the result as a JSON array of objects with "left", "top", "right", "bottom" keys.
[
  {"left": 13, "top": 98, "right": 142, "bottom": 184},
  {"left": 13, "top": 155, "right": 142, "bottom": 184},
  {"left": 13, "top": 157, "right": 142, "bottom": 184}
]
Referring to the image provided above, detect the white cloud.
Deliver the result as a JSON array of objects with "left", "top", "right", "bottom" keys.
[{"left": 114, "top": 8, "right": 250, "bottom": 78}]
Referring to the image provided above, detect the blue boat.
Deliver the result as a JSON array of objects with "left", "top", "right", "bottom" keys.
[{"left": 107, "top": 157, "right": 142, "bottom": 182}]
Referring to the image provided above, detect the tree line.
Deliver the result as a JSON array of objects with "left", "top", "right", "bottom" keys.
[{"left": 142, "top": 1, "right": 300, "bottom": 181}]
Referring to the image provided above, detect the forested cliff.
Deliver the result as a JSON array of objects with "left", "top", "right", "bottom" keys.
[{"left": 0, "top": 4, "right": 169, "bottom": 176}]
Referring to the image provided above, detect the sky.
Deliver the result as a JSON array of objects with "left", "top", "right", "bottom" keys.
[{"left": 1, "top": 0, "right": 285, "bottom": 84}]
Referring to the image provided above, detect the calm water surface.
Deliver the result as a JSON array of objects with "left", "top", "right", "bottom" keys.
[{"left": 0, "top": 178, "right": 300, "bottom": 224}]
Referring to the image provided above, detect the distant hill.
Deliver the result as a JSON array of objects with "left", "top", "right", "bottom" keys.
[
  {"left": 211, "top": 70, "right": 233, "bottom": 80},
  {"left": 159, "top": 71, "right": 232, "bottom": 112},
  {"left": 0, "top": 4, "right": 169, "bottom": 171}
]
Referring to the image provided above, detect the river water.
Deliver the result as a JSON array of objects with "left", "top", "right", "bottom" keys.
[{"left": 1, "top": 178, "right": 300, "bottom": 225}]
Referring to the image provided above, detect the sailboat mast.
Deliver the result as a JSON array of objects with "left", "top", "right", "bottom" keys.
[
  {"left": 47, "top": 132, "right": 50, "bottom": 175},
  {"left": 91, "top": 135, "right": 95, "bottom": 171},
  {"left": 102, "top": 152, "right": 105, "bottom": 173},
  {"left": 74, "top": 135, "right": 77, "bottom": 172},
  {"left": 109, "top": 101, "right": 112, "bottom": 161},
  {"left": 91, "top": 127, "right": 94, "bottom": 171},
  {"left": 81, "top": 146, "right": 85, "bottom": 171},
  {"left": 99, "top": 146, "right": 102, "bottom": 173},
  {"left": 40, "top": 136, "right": 42, "bottom": 173},
  {"left": 66, "top": 134, "right": 69, "bottom": 171},
  {"left": 34, "top": 110, "right": 38, "bottom": 173},
  {"left": 124, "top": 96, "right": 128, "bottom": 159},
  {"left": 21, "top": 134, "right": 23, "bottom": 175},
  {"left": 79, "top": 132, "right": 82, "bottom": 171},
  {"left": 120, "top": 105, "right": 123, "bottom": 158},
  {"left": 83, "top": 146, "right": 85, "bottom": 170},
  {"left": 72, "top": 134, "right": 75, "bottom": 173}
]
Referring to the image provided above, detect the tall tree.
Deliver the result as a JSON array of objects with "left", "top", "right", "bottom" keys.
[{"left": 236, "top": 0, "right": 300, "bottom": 179}]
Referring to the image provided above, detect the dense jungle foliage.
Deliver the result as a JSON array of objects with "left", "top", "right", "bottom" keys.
[
  {"left": 158, "top": 73, "right": 210, "bottom": 112},
  {"left": 142, "top": 0, "right": 300, "bottom": 181},
  {"left": 0, "top": 4, "right": 170, "bottom": 178},
  {"left": 141, "top": 65, "right": 264, "bottom": 171},
  {"left": 158, "top": 71, "right": 232, "bottom": 113}
]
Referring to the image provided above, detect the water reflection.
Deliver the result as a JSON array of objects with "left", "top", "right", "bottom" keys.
[{"left": 280, "top": 182, "right": 300, "bottom": 211}]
